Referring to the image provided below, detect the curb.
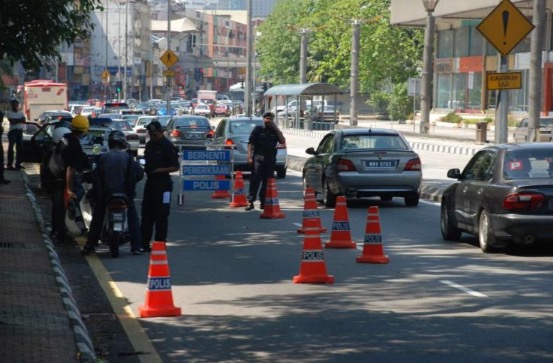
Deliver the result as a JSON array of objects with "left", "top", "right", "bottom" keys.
[{"left": 22, "top": 173, "right": 98, "bottom": 363}]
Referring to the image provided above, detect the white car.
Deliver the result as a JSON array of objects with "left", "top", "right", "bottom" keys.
[
  {"left": 133, "top": 116, "right": 156, "bottom": 144},
  {"left": 193, "top": 103, "right": 212, "bottom": 118}
]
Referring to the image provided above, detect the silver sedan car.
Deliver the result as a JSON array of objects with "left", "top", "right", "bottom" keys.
[
  {"left": 210, "top": 116, "right": 287, "bottom": 178},
  {"left": 303, "top": 128, "right": 422, "bottom": 207}
]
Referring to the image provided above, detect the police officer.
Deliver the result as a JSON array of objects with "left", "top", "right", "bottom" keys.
[
  {"left": 245, "top": 112, "right": 286, "bottom": 211},
  {"left": 141, "top": 121, "right": 179, "bottom": 252}
]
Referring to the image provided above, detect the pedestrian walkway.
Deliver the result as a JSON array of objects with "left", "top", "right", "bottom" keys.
[{"left": 0, "top": 167, "right": 96, "bottom": 362}]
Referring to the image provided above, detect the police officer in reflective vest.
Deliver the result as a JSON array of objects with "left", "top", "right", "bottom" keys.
[
  {"left": 245, "top": 112, "right": 286, "bottom": 211},
  {"left": 141, "top": 121, "right": 179, "bottom": 251}
]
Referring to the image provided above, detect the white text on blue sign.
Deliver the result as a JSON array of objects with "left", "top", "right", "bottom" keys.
[
  {"left": 183, "top": 180, "right": 231, "bottom": 191},
  {"left": 182, "top": 150, "right": 231, "bottom": 161},
  {"left": 182, "top": 165, "right": 231, "bottom": 176}
]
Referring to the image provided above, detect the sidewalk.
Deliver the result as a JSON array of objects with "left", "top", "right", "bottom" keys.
[{"left": 0, "top": 167, "right": 96, "bottom": 362}]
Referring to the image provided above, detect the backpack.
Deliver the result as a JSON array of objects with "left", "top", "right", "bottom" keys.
[{"left": 48, "top": 141, "right": 67, "bottom": 179}]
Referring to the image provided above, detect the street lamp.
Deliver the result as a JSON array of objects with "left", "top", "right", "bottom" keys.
[{"left": 419, "top": 0, "right": 439, "bottom": 134}]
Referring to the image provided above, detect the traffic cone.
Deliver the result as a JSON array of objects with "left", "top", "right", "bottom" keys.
[
  {"left": 356, "top": 206, "right": 389, "bottom": 264},
  {"left": 260, "top": 178, "right": 285, "bottom": 219},
  {"left": 139, "top": 241, "right": 182, "bottom": 318},
  {"left": 229, "top": 171, "right": 248, "bottom": 207},
  {"left": 297, "top": 187, "right": 326, "bottom": 234},
  {"left": 211, "top": 175, "right": 231, "bottom": 199},
  {"left": 293, "top": 225, "right": 334, "bottom": 284},
  {"left": 325, "top": 196, "right": 356, "bottom": 249}
]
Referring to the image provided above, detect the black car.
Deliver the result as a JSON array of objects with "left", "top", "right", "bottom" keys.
[
  {"left": 164, "top": 115, "right": 214, "bottom": 149},
  {"left": 441, "top": 143, "right": 553, "bottom": 253}
]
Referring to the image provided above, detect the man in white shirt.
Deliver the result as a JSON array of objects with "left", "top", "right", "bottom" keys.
[{"left": 6, "top": 99, "right": 26, "bottom": 170}]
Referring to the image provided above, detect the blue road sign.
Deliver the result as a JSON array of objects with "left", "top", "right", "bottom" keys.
[
  {"left": 182, "top": 165, "right": 231, "bottom": 176},
  {"left": 183, "top": 180, "right": 231, "bottom": 191},
  {"left": 182, "top": 150, "right": 231, "bottom": 161}
]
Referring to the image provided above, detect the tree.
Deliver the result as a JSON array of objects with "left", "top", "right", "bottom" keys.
[
  {"left": 256, "top": 0, "right": 423, "bottom": 95},
  {"left": 0, "top": 0, "right": 103, "bottom": 82}
]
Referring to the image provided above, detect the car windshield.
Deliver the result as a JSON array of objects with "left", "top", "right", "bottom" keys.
[
  {"left": 136, "top": 117, "right": 154, "bottom": 126},
  {"left": 111, "top": 121, "right": 133, "bottom": 131},
  {"left": 540, "top": 118, "right": 553, "bottom": 127},
  {"left": 504, "top": 149, "right": 553, "bottom": 179},
  {"left": 341, "top": 134, "right": 408, "bottom": 150},
  {"left": 156, "top": 116, "right": 172, "bottom": 126},
  {"left": 229, "top": 120, "right": 262, "bottom": 135},
  {"left": 174, "top": 117, "right": 210, "bottom": 128}
]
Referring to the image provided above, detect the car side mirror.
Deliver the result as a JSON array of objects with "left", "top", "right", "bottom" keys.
[
  {"left": 447, "top": 168, "right": 461, "bottom": 179},
  {"left": 305, "top": 147, "right": 316, "bottom": 155}
]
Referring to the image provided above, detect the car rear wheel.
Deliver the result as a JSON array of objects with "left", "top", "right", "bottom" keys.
[
  {"left": 404, "top": 193, "right": 419, "bottom": 207},
  {"left": 478, "top": 210, "right": 496, "bottom": 253},
  {"left": 441, "top": 201, "right": 462, "bottom": 241},
  {"left": 323, "top": 179, "right": 337, "bottom": 208}
]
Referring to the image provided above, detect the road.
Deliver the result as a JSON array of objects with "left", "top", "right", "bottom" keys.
[{"left": 91, "top": 168, "right": 553, "bottom": 363}]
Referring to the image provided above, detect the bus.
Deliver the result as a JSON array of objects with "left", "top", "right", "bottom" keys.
[{"left": 23, "top": 80, "right": 68, "bottom": 122}]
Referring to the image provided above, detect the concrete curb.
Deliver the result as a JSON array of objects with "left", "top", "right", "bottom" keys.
[{"left": 22, "top": 173, "right": 98, "bottom": 363}]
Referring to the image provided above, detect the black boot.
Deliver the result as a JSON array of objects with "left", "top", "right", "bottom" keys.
[{"left": 245, "top": 202, "right": 254, "bottom": 211}]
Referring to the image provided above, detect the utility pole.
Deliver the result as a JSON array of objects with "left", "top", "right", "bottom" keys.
[
  {"left": 299, "top": 29, "right": 309, "bottom": 84},
  {"left": 166, "top": 0, "right": 172, "bottom": 114},
  {"left": 528, "top": 0, "right": 546, "bottom": 142},
  {"left": 245, "top": 0, "right": 253, "bottom": 116},
  {"left": 349, "top": 20, "right": 361, "bottom": 126},
  {"left": 123, "top": 0, "right": 128, "bottom": 101}
]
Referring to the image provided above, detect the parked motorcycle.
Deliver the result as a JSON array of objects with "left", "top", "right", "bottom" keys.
[{"left": 102, "top": 193, "right": 130, "bottom": 258}]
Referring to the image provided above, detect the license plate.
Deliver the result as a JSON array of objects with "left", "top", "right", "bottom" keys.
[
  {"left": 364, "top": 160, "right": 398, "bottom": 168},
  {"left": 110, "top": 213, "right": 124, "bottom": 221}
]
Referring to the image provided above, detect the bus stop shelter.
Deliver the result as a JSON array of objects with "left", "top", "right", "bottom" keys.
[{"left": 263, "top": 83, "right": 344, "bottom": 130}]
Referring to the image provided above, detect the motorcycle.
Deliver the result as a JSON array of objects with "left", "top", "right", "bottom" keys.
[{"left": 102, "top": 193, "right": 130, "bottom": 258}]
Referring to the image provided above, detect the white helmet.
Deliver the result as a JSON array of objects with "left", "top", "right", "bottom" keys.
[{"left": 52, "top": 127, "right": 71, "bottom": 144}]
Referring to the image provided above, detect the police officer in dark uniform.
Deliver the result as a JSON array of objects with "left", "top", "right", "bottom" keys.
[
  {"left": 141, "top": 121, "right": 179, "bottom": 251},
  {"left": 245, "top": 112, "right": 286, "bottom": 211}
]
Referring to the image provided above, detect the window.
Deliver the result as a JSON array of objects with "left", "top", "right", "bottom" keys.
[
  {"left": 438, "top": 29, "right": 454, "bottom": 58},
  {"left": 463, "top": 150, "right": 497, "bottom": 181}
]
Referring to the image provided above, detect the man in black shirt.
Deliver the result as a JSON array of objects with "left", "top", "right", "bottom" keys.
[
  {"left": 245, "top": 112, "right": 286, "bottom": 211},
  {"left": 141, "top": 121, "right": 179, "bottom": 252}
]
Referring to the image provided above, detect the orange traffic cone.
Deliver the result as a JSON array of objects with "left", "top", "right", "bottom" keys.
[
  {"left": 229, "top": 171, "right": 248, "bottom": 207},
  {"left": 325, "top": 196, "right": 356, "bottom": 249},
  {"left": 298, "top": 187, "right": 326, "bottom": 234},
  {"left": 356, "top": 206, "right": 389, "bottom": 264},
  {"left": 293, "top": 225, "right": 334, "bottom": 284},
  {"left": 260, "top": 178, "right": 285, "bottom": 219},
  {"left": 211, "top": 175, "right": 231, "bottom": 199},
  {"left": 139, "top": 241, "right": 182, "bottom": 318}
]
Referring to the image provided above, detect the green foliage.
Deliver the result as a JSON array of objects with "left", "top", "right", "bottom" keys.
[
  {"left": 441, "top": 112, "right": 463, "bottom": 124},
  {"left": 369, "top": 91, "right": 390, "bottom": 115},
  {"left": 387, "top": 83, "right": 410, "bottom": 121},
  {"left": 0, "top": 0, "right": 103, "bottom": 75},
  {"left": 256, "top": 0, "right": 424, "bottom": 93}
]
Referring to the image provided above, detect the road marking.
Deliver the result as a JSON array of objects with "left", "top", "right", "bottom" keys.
[{"left": 440, "top": 280, "right": 488, "bottom": 297}]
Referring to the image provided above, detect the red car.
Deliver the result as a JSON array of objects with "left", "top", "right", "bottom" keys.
[{"left": 214, "top": 103, "right": 230, "bottom": 117}]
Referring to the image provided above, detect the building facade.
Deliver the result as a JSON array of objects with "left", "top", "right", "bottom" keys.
[{"left": 391, "top": 0, "right": 553, "bottom": 116}]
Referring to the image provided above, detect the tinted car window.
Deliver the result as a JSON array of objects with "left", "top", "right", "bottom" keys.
[
  {"left": 111, "top": 121, "right": 133, "bottom": 131},
  {"left": 504, "top": 149, "right": 553, "bottom": 179},
  {"left": 229, "top": 120, "right": 262, "bottom": 134},
  {"left": 463, "top": 150, "right": 497, "bottom": 181},
  {"left": 174, "top": 118, "right": 210, "bottom": 128}
]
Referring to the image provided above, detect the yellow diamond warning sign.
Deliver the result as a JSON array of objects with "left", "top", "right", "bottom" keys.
[
  {"left": 487, "top": 72, "right": 522, "bottom": 90},
  {"left": 477, "top": 0, "right": 534, "bottom": 57},
  {"left": 160, "top": 50, "right": 179, "bottom": 68}
]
